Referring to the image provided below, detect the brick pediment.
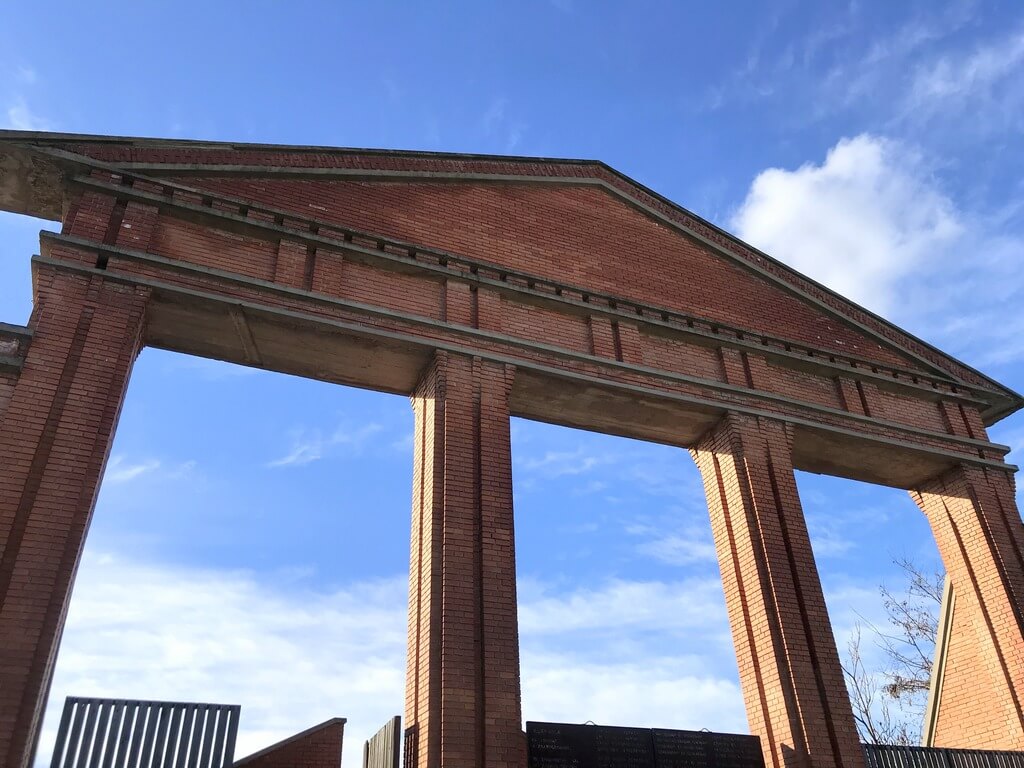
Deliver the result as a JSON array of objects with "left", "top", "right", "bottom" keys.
[
  {"left": 169, "top": 175, "right": 925, "bottom": 373},
  {"left": 1, "top": 130, "right": 1020, "bottom": 421}
]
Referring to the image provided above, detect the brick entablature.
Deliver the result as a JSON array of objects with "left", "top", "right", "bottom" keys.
[
  {"left": 29, "top": 135, "right": 1010, "bottom": 391},
  {"left": 21, "top": 162, "right": 1011, "bottom": 483}
]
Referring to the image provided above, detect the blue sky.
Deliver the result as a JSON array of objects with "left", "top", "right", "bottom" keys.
[{"left": 3, "top": 1, "right": 1024, "bottom": 765}]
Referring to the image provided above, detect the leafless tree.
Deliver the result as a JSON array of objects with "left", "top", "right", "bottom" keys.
[{"left": 841, "top": 557, "right": 945, "bottom": 745}]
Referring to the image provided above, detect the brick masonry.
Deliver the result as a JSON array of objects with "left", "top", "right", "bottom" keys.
[
  {"left": 407, "top": 352, "right": 523, "bottom": 768},
  {"left": 912, "top": 466, "right": 1024, "bottom": 749},
  {"left": 233, "top": 719, "right": 345, "bottom": 768},
  {"left": 691, "top": 413, "right": 865, "bottom": 768},
  {"left": 0, "top": 269, "right": 148, "bottom": 768},
  {"left": 0, "top": 134, "right": 1022, "bottom": 768}
]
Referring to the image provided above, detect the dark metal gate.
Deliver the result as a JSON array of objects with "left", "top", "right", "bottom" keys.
[{"left": 49, "top": 697, "right": 240, "bottom": 768}]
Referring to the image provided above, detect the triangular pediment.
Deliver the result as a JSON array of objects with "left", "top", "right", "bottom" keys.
[{"left": 1, "top": 129, "right": 1020, "bottom": 422}]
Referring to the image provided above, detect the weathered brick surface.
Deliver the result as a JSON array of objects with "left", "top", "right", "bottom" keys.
[
  {"left": 911, "top": 465, "right": 1024, "bottom": 749},
  {"left": 406, "top": 352, "right": 522, "bottom": 768},
  {"left": 233, "top": 719, "right": 344, "bottom": 768},
  {"left": 0, "top": 269, "right": 148, "bottom": 768},
  {"left": 930, "top": 595, "right": 993, "bottom": 746},
  {"left": 0, "top": 372, "right": 15, "bottom": 416},
  {"left": 691, "top": 413, "right": 865, "bottom": 768}
]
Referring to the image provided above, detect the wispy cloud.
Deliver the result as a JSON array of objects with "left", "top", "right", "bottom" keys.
[
  {"left": 635, "top": 529, "right": 718, "bottom": 566},
  {"left": 15, "top": 65, "right": 38, "bottom": 85},
  {"left": 266, "top": 435, "right": 324, "bottom": 467},
  {"left": 480, "top": 96, "right": 528, "bottom": 152},
  {"left": 267, "top": 421, "right": 385, "bottom": 468},
  {"left": 518, "top": 576, "right": 729, "bottom": 636},
  {"left": 908, "top": 26, "right": 1024, "bottom": 107},
  {"left": 41, "top": 552, "right": 748, "bottom": 768},
  {"left": 161, "top": 355, "right": 263, "bottom": 381},
  {"left": 4, "top": 98, "right": 52, "bottom": 131},
  {"left": 104, "top": 456, "right": 162, "bottom": 484},
  {"left": 522, "top": 650, "right": 744, "bottom": 733},
  {"left": 516, "top": 447, "right": 613, "bottom": 478},
  {"left": 103, "top": 456, "right": 196, "bottom": 484}
]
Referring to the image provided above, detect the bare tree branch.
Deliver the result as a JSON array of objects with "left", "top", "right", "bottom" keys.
[{"left": 841, "top": 557, "right": 943, "bottom": 745}]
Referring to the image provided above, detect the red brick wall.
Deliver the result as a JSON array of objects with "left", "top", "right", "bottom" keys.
[
  {"left": 50, "top": 179, "right": 986, "bottom": 461},
  {"left": 761, "top": 361, "right": 844, "bottom": 410},
  {"left": 638, "top": 330, "right": 724, "bottom": 381},
  {"left": 234, "top": 719, "right": 344, "bottom": 768},
  {"left": 151, "top": 218, "right": 277, "bottom": 282}
]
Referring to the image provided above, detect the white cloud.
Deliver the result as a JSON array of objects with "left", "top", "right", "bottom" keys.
[
  {"left": 331, "top": 422, "right": 383, "bottom": 445},
  {"left": 518, "top": 577, "right": 729, "bottom": 637},
  {"left": 518, "top": 576, "right": 743, "bottom": 730},
  {"left": 481, "top": 97, "right": 507, "bottom": 135},
  {"left": 521, "top": 651, "right": 745, "bottom": 733},
  {"left": 516, "top": 447, "right": 613, "bottom": 478},
  {"left": 103, "top": 456, "right": 196, "bottom": 484},
  {"left": 161, "top": 354, "right": 263, "bottom": 380},
  {"left": 104, "top": 456, "right": 162, "bottom": 484},
  {"left": 637, "top": 531, "right": 719, "bottom": 566},
  {"left": 480, "top": 96, "right": 528, "bottom": 152},
  {"left": 38, "top": 553, "right": 408, "bottom": 768},
  {"left": 732, "top": 134, "right": 962, "bottom": 315},
  {"left": 731, "top": 133, "right": 1024, "bottom": 368},
  {"left": 4, "top": 98, "right": 51, "bottom": 131},
  {"left": 40, "top": 554, "right": 749, "bottom": 768},
  {"left": 267, "top": 433, "right": 324, "bottom": 467}
]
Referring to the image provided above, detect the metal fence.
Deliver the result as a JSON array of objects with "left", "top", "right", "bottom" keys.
[
  {"left": 49, "top": 696, "right": 240, "bottom": 768},
  {"left": 864, "top": 744, "right": 1024, "bottom": 768}
]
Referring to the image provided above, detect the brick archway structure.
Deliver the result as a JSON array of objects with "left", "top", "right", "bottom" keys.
[{"left": 1, "top": 131, "right": 1022, "bottom": 768}]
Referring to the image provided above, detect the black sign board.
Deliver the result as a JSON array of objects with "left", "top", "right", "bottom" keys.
[{"left": 526, "top": 722, "right": 764, "bottom": 768}]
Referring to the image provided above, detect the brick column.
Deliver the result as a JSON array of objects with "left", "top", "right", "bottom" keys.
[
  {"left": 911, "top": 464, "right": 1024, "bottom": 749},
  {"left": 0, "top": 266, "right": 148, "bottom": 768},
  {"left": 405, "top": 351, "right": 523, "bottom": 768},
  {"left": 690, "top": 413, "right": 864, "bottom": 768}
]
